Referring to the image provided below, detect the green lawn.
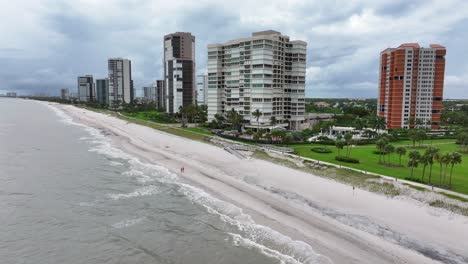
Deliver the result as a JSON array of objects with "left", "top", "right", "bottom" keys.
[
  {"left": 123, "top": 111, "right": 173, "bottom": 124},
  {"left": 289, "top": 140, "right": 468, "bottom": 195}
]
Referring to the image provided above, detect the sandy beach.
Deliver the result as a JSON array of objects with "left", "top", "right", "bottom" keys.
[{"left": 52, "top": 103, "right": 468, "bottom": 264}]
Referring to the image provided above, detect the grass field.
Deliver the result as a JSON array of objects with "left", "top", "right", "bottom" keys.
[
  {"left": 123, "top": 111, "right": 174, "bottom": 124},
  {"left": 289, "top": 139, "right": 468, "bottom": 195},
  {"left": 181, "top": 127, "right": 213, "bottom": 136}
]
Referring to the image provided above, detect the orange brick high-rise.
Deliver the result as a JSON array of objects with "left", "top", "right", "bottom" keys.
[{"left": 378, "top": 43, "right": 446, "bottom": 129}]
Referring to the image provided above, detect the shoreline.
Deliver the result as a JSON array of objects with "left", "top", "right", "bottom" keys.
[{"left": 48, "top": 102, "right": 468, "bottom": 264}]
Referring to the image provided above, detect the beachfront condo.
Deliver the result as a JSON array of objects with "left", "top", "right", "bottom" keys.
[
  {"left": 96, "top": 78, "right": 109, "bottom": 105},
  {"left": 378, "top": 43, "right": 446, "bottom": 129},
  {"left": 77, "top": 75, "right": 94, "bottom": 102},
  {"left": 163, "top": 32, "right": 196, "bottom": 113},
  {"left": 207, "top": 30, "right": 307, "bottom": 130},
  {"left": 108, "top": 58, "right": 134, "bottom": 108},
  {"left": 196, "top": 74, "right": 208, "bottom": 105},
  {"left": 155, "top": 80, "right": 165, "bottom": 110}
]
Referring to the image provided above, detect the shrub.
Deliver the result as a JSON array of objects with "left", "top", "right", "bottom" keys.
[
  {"left": 372, "top": 150, "right": 387, "bottom": 155},
  {"left": 335, "top": 156, "right": 360, "bottom": 163},
  {"left": 311, "top": 147, "right": 332, "bottom": 153}
]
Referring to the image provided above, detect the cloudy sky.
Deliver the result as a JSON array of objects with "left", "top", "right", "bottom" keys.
[{"left": 1, "top": 0, "right": 468, "bottom": 98}]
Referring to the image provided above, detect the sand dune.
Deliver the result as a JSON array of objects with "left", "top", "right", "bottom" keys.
[{"left": 55, "top": 103, "right": 468, "bottom": 264}]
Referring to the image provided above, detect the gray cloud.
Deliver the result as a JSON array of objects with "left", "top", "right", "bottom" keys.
[{"left": 0, "top": 0, "right": 467, "bottom": 98}]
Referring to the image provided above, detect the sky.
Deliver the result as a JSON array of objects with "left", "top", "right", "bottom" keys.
[{"left": 1, "top": 0, "right": 468, "bottom": 98}]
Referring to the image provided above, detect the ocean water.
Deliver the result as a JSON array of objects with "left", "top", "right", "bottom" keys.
[{"left": 0, "top": 98, "right": 326, "bottom": 264}]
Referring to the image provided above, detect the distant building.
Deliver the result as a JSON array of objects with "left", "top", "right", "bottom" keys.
[
  {"left": 313, "top": 102, "right": 330, "bottom": 107},
  {"left": 207, "top": 30, "right": 307, "bottom": 130},
  {"left": 77, "top": 75, "right": 94, "bottom": 102},
  {"left": 6, "top": 92, "right": 17, "bottom": 97},
  {"left": 378, "top": 43, "right": 446, "bottom": 129},
  {"left": 196, "top": 74, "right": 208, "bottom": 105},
  {"left": 96, "top": 78, "right": 109, "bottom": 105},
  {"left": 108, "top": 58, "right": 133, "bottom": 108},
  {"left": 143, "top": 86, "right": 156, "bottom": 102},
  {"left": 155, "top": 80, "right": 165, "bottom": 110},
  {"left": 164, "top": 32, "right": 196, "bottom": 113},
  {"left": 60, "top": 88, "right": 69, "bottom": 100}
]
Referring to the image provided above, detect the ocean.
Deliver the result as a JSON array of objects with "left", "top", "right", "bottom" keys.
[{"left": 0, "top": 98, "right": 323, "bottom": 264}]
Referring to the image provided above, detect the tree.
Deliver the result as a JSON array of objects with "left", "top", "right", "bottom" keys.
[
  {"left": 417, "top": 130, "right": 427, "bottom": 147},
  {"left": 448, "top": 152, "right": 462, "bottom": 188},
  {"left": 270, "top": 116, "right": 277, "bottom": 126},
  {"left": 252, "top": 109, "right": 262, "bottom": 132},
  {"left": 376, "top": 138, "right": 388, "bottom": 163},
  {"left": 434, "top": 151, "right": 444, "bottom": 186},
  {"left": 396, "top": 147, "right": 406, "bottom": 166},
  {"left": 441, "top": 153, "right": 451, "bottom": 186},
  {"left": 407, "top": 151, "right": 421, "bottom": 178},
  {"left": 354, "top": 118, "right": 365, "bottom": 130},
  {"left": 335, "top": 141, "right": 345, "bottom": 156},
  {"left": 344, "top": 132, "right": 353, "bottom": 158},
  {"left": 372, "top": 116, "right": 386, "bottom": 131},
  {"left": 420, "top": 154, "right": 431, "bottom": 182},
  {"left": 425, "top": 147, "right": 439, "bottom": 184},
  {"left": 384, "top": 144, "right": 395, "bottom": 165},
  {"left": 408, "top": 129, "right": 418, "bottom": 148},
  {"left": 226, "top": 108, "right": 242, "bottom": 131}
]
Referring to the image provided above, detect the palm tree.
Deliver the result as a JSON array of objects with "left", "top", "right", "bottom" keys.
[
  {"left": 441, "top": 153, "right": 451, "bottom": 186},
  {"left": 425, "top": 147, "right": 439, "bottom": 184},
  {"left": 408, "top": 129, "right": 418, "bottom": 148},
  {"left": 335, "top": 140, "right": 345, "bottom": 157},
  {"left": 344, "top": 132, "right": 353, "bottom": 158},
  {"left": 434, "top": 151, "right": 444, "bottom": 185},
  {"left": 420, "top": 154, "right": 431, "bottom": 182},
  {"left": 376, "top": 138, "right": 388, "bottom": 163},
  {"left": 396, "top": 147, "right": 406, "bottom": 166},
  {"left": 373, "top": 116, "right": 386, "bottom": 132},
  {"left": 270, "top": 116, "right": 277, "bottom": 126},
  {"left": 354, "top": 118, "right": 365, "bottom": 130},
  {"left": 252, "top": 109, "right": 262, "bottom": 132},
  {"left": 384, "top": 144, "right": 395, "bottom": 165},
  {"left": 408, "top": 151, "right": 421, "bottom": 178},
  {"left": 448, "top": 152, "right": 462, "bottom": 188}
]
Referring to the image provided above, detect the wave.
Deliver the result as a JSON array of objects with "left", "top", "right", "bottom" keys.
[
  {"left": 112, "top": 217, "right": 145, "bottom": 229},
  {"left": 107, "top": 185, "right": 161, "bottom": 200}
]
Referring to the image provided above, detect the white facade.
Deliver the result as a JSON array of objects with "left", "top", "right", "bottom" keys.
[
  {"left": 207, "top": 30, "right": 307, "bottom": 130},
  {"left": 108, "top": 58, "right": 133, "bottom": 108},
  {"left": 196, "top": 74, "right": 208, "bottom": 105}
]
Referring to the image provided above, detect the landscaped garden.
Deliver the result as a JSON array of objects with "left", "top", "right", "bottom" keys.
[{"left": 289, "top": 138, "right": 468, "bottom": 195}]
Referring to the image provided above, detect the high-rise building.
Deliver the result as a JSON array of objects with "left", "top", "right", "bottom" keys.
[
  {"left": 143, "top": 85, "right": 156, "bottom": 101},
  {"left": 96, "top": 78, "right": 109, "bottom": 105},
  {"left": 164, "top": 32, "right": 195, "bottom": 113},
  {"left": 60, "top": 88, "right": 69, "bottom": 100},
  {"left": 378, "top": 43, "right": 446, "bottom": 129},
  {"left": 207, "top": 30, "right": 307, "bottom": 130},
  {"left": 108, "top": 58, "right": 133, "bottom": 108},
  {"left": 77, "top": 75, "right": 94, "bottom": 102},
  {"left": 196, "top": 74, "right": 208, "bottom": 105},
  {"left": 155, "top": 80, "right": 165, "bottom": 110}
]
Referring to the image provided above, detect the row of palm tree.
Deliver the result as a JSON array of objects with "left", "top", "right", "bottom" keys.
[{"left": 407, "top": 149, "right": 462, "bottom": 188}]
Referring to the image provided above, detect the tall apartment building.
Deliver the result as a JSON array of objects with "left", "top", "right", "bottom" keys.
[
  {"left": 143, "top": 85, "right": 156, "bottom": 101},
  {"left": 164, "top": 32, "right": 195, "bottom": 113},
  {"left": 77, "top": 75, "right": 94, "bottom": 102},
  {"left": 196, "top": 74, "right": 208, "bottom": 105},
  {"left": 378, "top": 43, "right": 446, "bottom": 129},
  {"left": 207, "top": 30, "right": 307, "bottom": 130},
  {"left": 155, "top": 80, "right": 165, "bottom": 110},
  {"left": 60, "top": 88, "right": 69, "bottom": 100},
  {"left": 108, "top": 58, "right": 133, "bottom": 108},
  {"left": 96, "top": 78, "right": 109, "bottom": 105}
]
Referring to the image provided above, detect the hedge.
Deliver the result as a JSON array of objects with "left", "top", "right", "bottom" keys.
[
  {"left": 311, "top": 147, "right": 332, "bottom": 153},
  {"left": 335, "top": 156, "right": 360, "bottom": 163}
]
